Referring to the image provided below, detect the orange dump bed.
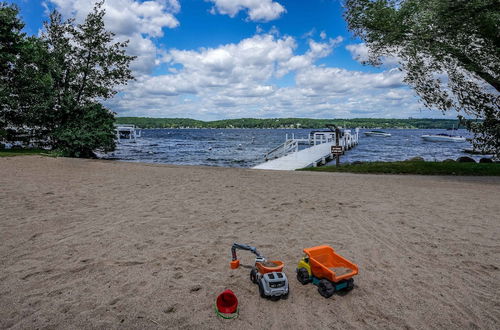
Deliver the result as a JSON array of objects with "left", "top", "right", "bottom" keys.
[
  {"left": 304, "top": 245, "right": 358, "bottom": 282},
  {"left": 256, "top": 260, "right": 284, "bottom": 274}
]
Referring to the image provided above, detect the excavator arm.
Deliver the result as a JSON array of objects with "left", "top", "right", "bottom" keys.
[
  {"left": 231, "top": 243, "right": 263, "bottom": 260},
  {"left": 230, "top": 243, "right": 266, "bottom": 269}
]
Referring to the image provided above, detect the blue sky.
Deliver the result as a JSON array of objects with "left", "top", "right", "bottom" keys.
[{"left": 9, "top": 0, "right": 454, "bottom": 120}]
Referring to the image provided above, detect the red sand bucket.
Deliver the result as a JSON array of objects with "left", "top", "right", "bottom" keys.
[{"left": 215, "top": 289, "right": 238, "bottom": 319}]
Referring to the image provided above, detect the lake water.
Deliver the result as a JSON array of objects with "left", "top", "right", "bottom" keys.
[{"left": 104, "top": 128, "right": 480, "bottom": 167}]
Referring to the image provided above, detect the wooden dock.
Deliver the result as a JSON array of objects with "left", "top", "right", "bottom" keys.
[{"left": 253, "top": 129, "right": 359, "bottom": 171}]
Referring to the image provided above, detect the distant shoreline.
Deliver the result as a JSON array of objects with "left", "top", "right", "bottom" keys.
[
  {"left": 115, "top": 117, "right": 469, "bottom": 130},
  {"left": 124, "top": 127, "right": 465, "bottom": 130}
]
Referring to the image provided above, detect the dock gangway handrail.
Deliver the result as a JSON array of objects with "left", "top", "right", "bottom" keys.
[{"left": 265, "top": 139, "right": 299, "bottom": 160}]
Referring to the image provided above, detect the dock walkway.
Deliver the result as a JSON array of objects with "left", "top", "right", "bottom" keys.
[
  {"left": 253, "top": 142, "right": 336, "bottom": 170},
  {"left": 253, "top": 129, "right": 359, "bottom": 171}
]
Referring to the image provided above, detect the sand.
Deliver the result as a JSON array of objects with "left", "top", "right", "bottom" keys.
[
  {"left": 0, "top": 156, "right": 499, "bottom": 329},
  {"left": 329, "top": 268, "right": 353, "bottom": 277}
]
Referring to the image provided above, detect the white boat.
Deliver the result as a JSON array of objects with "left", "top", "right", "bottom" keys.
[
  {"left": 364, "top": 130, "right": 391, "bottom": 137},
  {"left": 421, "top": 133, "right": 466, "bottom": 142}
]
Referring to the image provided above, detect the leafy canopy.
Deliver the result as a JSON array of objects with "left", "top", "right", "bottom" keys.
[
  {"left": 0, "top": 1, "right": 135, "bottom": 157},
  {"left": 344, "top": 0, "right": 500, "bottom": 157}
]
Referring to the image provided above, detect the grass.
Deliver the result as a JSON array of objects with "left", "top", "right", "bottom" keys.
[
  {"left": 300, "top": 161, "right": 500, "bottom": 176},
  {"left": 0, "top": 148, "right": 61, "bottom": 157}
]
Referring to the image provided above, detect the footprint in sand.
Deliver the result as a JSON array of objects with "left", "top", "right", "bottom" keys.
[{"left": 190, "top": 285, "right": 202, "bottom": 292}]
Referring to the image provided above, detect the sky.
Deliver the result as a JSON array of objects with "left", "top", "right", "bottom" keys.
[{"left": 9, "top": 0, "right": 457, "bottom": 120}]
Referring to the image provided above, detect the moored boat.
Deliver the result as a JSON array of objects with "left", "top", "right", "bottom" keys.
[
  {"left": 364, "top": 130, "right": 391, "bottom": 137},
  {"left": 421, "top": 133, "right": 466, "bottom": 142}
]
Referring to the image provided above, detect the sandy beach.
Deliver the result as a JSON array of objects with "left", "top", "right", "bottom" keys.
[{"left": 1, "top": 156, "right": 499, "bottom": 329}]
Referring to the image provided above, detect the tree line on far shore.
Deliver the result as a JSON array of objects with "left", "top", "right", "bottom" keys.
[{"left": 116, "top": 117, "right": 465, "bottom": 129}]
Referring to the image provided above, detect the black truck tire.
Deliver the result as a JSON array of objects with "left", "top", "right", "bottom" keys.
[
  {"left": 250, "top": 268, "right": 258, "bottom": 284},
  {"left": 297, "top": 268, "right": 311, "bottom": 285},
  {"left": 281, "top": 285, "right": 289, "bottom": 300},
  {"left": 318, "top": 279, "right": 335, "bottom": 298},
  {"left": 346, "top": 278, "right": 354, "bottom": 291},
  {"left": 258, "top": 280, "right": 266, "bottom": 298}
]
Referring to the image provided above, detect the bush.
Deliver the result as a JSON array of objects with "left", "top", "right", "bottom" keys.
[{"left": 53, "top": 103, "right": 116, "bottom": 158}]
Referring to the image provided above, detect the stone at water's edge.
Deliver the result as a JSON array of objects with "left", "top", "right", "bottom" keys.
[
  {"left": 479, "top": 158, "right": 493, "bottom": 163},
  {"left": 457, "top": 156, "right": 476, "bottom": 163}
]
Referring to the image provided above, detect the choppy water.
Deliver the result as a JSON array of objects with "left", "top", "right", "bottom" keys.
[{"left": 103, "top": 128, "right": 481, "bottom": 167}]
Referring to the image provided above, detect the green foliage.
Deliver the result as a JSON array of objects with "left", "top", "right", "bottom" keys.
[
  {"left": 460, "top": 110, "right": 499, "bottom": 157},
  {"left": 0, "top": 2, "right": 29, "bottom": 133},
  {"left": 53, "top": 103, "right": 116, "bottom": 158},
  {"left": 1, "top": 1, "right": 134, "bottom": 157},
  {"left": 115, "top": 117, "right": 461, "bottom": 129},
  {"left": 344, "top": 0, "right": 500, "bottom": 157},
  {"left": 1, "top": 3, "right": 57, "bottom": 142},
  {"left": 43, "top": 1, "right": 134, "bottom": 112},
  {"left": 8, "top": 36, "right": 56, "bottom": 142},
  {"left": 302, "top": 161, "right": 500, "bottom": 176}
]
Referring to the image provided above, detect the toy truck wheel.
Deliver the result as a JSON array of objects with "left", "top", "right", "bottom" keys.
[
  {"left": 250, "top": 268, "right": 258, "bottom": 284},
  {"left": 297, "top": 268, "right": 311, "bottom": 285},
  {"left": 346, "top": 278, "right": 354, "bottom": 291},
  {"left": 258, "top": 280, "right": 266, "bottom": 298},
  {"left": 281, "top": 285, "right": 289, "bottom": 300},
  {"left": 318, "top": 279, "right": 335, "bottom": 298}
]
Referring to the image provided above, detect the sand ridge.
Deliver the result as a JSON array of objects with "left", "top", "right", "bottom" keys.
[{"left": 0, "top": 156, "right": 499, "bottom": 329}]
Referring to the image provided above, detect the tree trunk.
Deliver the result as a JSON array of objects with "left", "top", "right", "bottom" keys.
[{"left": 75, "top": 50, "right": 92, "bottom": 107}]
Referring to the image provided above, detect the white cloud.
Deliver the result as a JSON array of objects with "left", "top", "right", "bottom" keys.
[
  {"left": 301, "top": 28, "right": 316, "bottom": 39},
  {"left": 277, "top": 36, "right": 343, "bottom": 76},
  {"left": 40, "top": 2, "right": 446, "bottom": 119},
  {"left": 346, "top": 42, "right": 400, "bottom": 67},
  {"left": 166, "top": 34, "right": 298, "bottom": 87},
  {"left": 104, "top": 32, "right": 428, "bottom": 120},
  {"left": 346, "top": 43, "right": 370, "bottom": 63},
  {"left": 295, "top": 67, "right": 405, "bottom": 92},
  {"left": 207, "top": 0, "right": 286, "bottom": 22},
  {"left": 46, "top": 0, "right": 181, "bottom": 74}
]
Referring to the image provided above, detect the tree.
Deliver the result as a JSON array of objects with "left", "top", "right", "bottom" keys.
[
  {"left": 344, "top": 0, "right": 500, "bottom": 157},
  {"left": 0, "top": 2, "right": 26, "bottom": 137},
  {"left": 0, "top": 2, "right": 55, "bottom": 144},
  {"left": 40, "top": 1, "right": 135, "bottom": 156},
  {"left": 1, "top": 1, "right": 134, "bottom": 157}
]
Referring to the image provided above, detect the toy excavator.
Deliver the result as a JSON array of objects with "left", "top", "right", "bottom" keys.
[{"left": 230, "top": 243, "right": 289, "bottom": 300}]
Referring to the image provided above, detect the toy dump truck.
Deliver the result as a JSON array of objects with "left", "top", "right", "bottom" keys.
[{"left": 296, "top": 245, "right": 358, "bottom": 298}]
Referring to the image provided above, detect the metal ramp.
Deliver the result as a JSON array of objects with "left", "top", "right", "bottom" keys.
[
  {"left": 253, "top": 142, "right": 335, "bottom": 171},
  {"left": 253, "top": 128, "right": 359, "bottom": 171}
]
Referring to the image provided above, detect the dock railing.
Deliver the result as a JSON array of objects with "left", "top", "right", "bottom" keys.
[
  {"left": 261, "top": 128, "right": 360, "bottom": 165},
  {"left": 265, "top": 139, "right": 299, "bottom": 160}
]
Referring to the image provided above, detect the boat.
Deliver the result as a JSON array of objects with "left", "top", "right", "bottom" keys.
[
  {"left": 421, "top": 133, "right": 466, "bottom": 142},
  {"left": 364, "top": 130, "right": 391, "bottom": 137}
]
